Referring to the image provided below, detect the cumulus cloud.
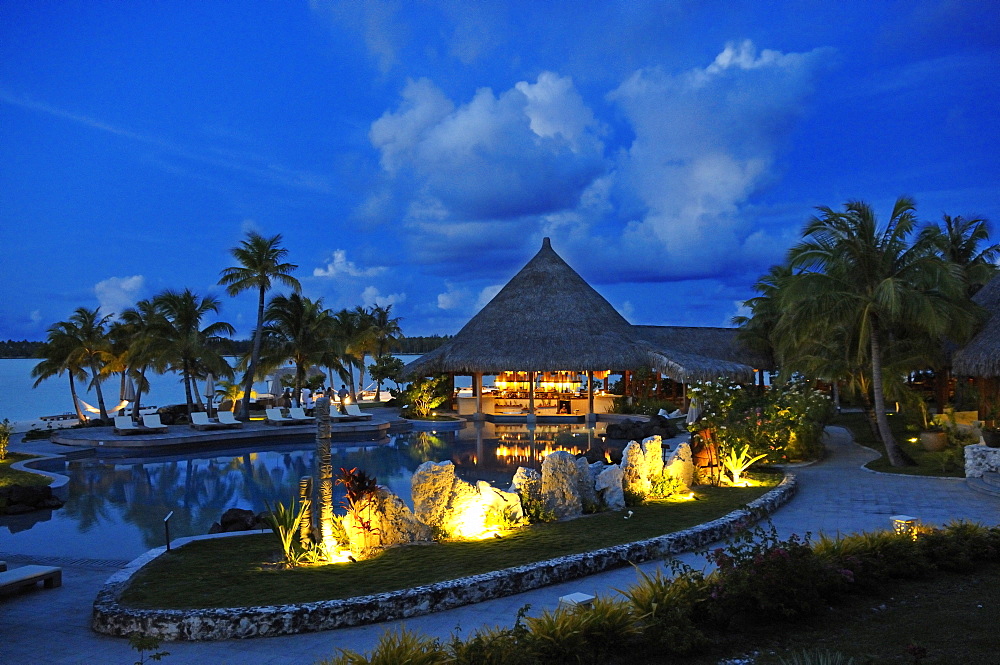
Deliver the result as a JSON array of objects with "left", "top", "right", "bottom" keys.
[
  {"left": 475, "top": 284, "right": 503, "bottom": 310},
  {"left": 94, "top": 275, "right": 144, "bottom": 317},
  {"left": 314, "top": 249, "right": 388, "bottom": 278},
  {"left": 369, "top": 72, "right": 605, "bottom": 223},
  {"left": 603, "top": 40, "right": 834, "bottom": 279},
  {"left": 361, "top": 286, "right": 406, "bottom": 308},
  {"left": 436, "top": 283, "right": 470, "bottom": 310},
  {"left": 30, "top": 309, "right": 42, "bottom": 323}
]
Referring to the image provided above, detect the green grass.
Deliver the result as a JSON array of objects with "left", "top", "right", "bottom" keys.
[
  {"left": 684, "top": 561, "right": 1000, "bottom": 665},
  {"left": 120, "top": 477, "right": 778, "bottom": 609},
  {"left": 834, "top": 412, "right": 965, "bottom": 477},
  {"left": 0, "top": 453, "right": 52, "bottom": 488}
]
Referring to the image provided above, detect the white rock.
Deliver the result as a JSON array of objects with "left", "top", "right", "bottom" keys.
[
  {"left": 641, "top": 435, "right": 664, "bottom": 479},
  {"left": 575, "top": 456, "right": 599, "bottom": 510},
  {"left": 664, "top": 441, "right": 695, "bottom": 490},
  {"left": 541, "top": 450, "right": 582, "bottom": 519},
  {"left": 595, "top": 464, "right": 625, "bottom": 510},
  {"left": 411, "top": 460, "right": 458, "bottom": 528},
  {"left": 509, "top": 466, "right": 542, "bottom": 503},
  {"left": 621, "top": 440, "right": 650, "bottom": 497}
]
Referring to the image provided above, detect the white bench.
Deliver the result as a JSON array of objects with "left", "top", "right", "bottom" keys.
[{"left": 0, "top": 565, "right": 62, "bottom": 593}]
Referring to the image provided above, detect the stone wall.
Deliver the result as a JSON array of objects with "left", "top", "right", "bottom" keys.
[
  {"left": 965, "top": 443, "right": 1000, "bottom": 478},
  {"left": 92, "top": 474, "right": 797, "bottom": 641}
]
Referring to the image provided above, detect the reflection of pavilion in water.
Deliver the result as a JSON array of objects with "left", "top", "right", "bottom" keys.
[{"left": 441, "top": 421, "right": 607, "bottom": 484}]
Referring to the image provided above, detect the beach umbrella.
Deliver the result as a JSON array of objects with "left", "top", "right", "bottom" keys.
[
  {"left": 123, "top": 377, "right": 136, "bottom": 403},
  {"left": 204, "top": 373, "right": 215, "bottom": 417},
  {"left": 268, "top": 377, "right": 281, "bottom": 397}
]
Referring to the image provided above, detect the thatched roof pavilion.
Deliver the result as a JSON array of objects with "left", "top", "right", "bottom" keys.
[
  {"left": 404, "top": 238, "right": 761, "bottom": 386},
  {"left": 952, "top": 274, "right": 1000, "bottom": 377}
]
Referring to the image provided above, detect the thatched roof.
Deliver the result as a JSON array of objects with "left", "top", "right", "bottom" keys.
[
  {"left": 404, "top": 238, "right": 651, "bottom": 375},
  {"left": 634, "top": 326, "right": 774, "bottom": 379},
  {"left": 952, "top": 274, "right": 1000, "bottom": 377},
  {"left": 404, "top": 238, "right": 763, "bottom": 382}
]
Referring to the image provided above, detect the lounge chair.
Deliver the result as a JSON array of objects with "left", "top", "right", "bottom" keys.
[
  {"left": 265, "top": 408, "right": 295, "bottom": 426},
  {"left": 141, "top": 414, "right": 169, "bottom": 433},
  {"left": 288, "top": 407, "right": 316, "bottom": 424},
  {"left": 190, "top": 412, "right": 228, "bottom": 431},
  {"left": 344, "top": 404, "right": 373, "bottom": 421},
  {"left": 113, "top": 416, "right": 144, "bottom": 435},
  {"left": 215, "top": 411, "right": 244, "bottom": 428}
]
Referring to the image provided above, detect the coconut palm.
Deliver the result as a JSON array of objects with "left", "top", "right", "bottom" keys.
[
  {"left": 920, "top": 214, "right": 999, "bottom": 296},
  {"left": 369, "top": 304, "right": 403, "bottom": 400},
  {"left": 153, "top": 289, "right": 235, "bottom": 414},
  {"left": 31, "top": 328, "right": 90, "bottom": 423},
  {"left": 219, "top": 232, "right": 300, "bottom": 420},
  {"left": 34, "top": 308, "right": 115, "bottom": 420},
  {"left": 352, "top": 306, "right": 376, "bottom": 394},
  {"left": 257, "top": 293, "right": 336, "bottom": 407},
  {"left": 330, "top": 308, "right": 367, "bottom": 402},
  {"left": 115, "top": 299, "right": 172, "bottom": 419},
  {"left": 779, "top": 197, "right": 975, "bottom": 466}
]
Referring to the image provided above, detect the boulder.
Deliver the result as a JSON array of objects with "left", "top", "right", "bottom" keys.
[
  {"left": 664, "top": 441, "right": 695, "bottom": 490},
  {"left": 621, "top": 441, "right": 650, "bottom": 497},
  {"left": 219, "top": 507, "right": 259, "bottom": 532},
  {"left": 411, "top": 460, "right": 459, "bottom": 529},
  {"left": 344, "top": 486, "right": 432, "bottom": 558},
  {"left": 541, "top": 451, "right": 582, "bottom": 519},
  {"left": 509, "top": 466, "right": 542, "bottom": 504},
  {"left": 605, "top": 416, "right": 679, "bottom": 442},
  {"left": 641, "top": 435, "right": 664, "bottom": 479},
  {"left": 0, "top": 484, "right": 64, "bottom": 515},
  {"left": 595, "top": 464, "right": 625, "bottom": 510},
  {"left": 575, "top": 456, "right": 599, "bottom": 510}
]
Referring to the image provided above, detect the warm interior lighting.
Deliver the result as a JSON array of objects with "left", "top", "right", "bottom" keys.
[
  {"left": 891, "top": 514, "right": 920, "bottom": 538},
  {"left": 908, "top": 437, "right": 919, "bottom": 443}
]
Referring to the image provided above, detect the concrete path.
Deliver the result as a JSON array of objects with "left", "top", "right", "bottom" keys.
[{"left": 2, "top": 427, "right": 999, "bottom": 665}]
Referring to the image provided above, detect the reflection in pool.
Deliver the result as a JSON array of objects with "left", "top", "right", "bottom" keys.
[{"left": 0, "top": 422, "right": 608, "bottom": 561}]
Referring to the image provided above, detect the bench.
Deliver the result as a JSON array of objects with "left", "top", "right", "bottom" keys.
[{"left": 0, "top": 565, "right": 62, "bottom": 593}]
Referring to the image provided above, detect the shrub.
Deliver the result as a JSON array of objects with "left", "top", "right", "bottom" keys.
[
  {"left": 263, "top": 497, "right": 310, "bottom": 568},
  {"left": 778, "top": 649, "right": 856, "bottom": 665},
  {"left": 619, "top": 564, "right": 708, "bottom": 656},
  {"left": 623, "top": 488, "right": 646, "bottom": 507},
  {"left": 320, "top": 628, "right": 447, "bottom": 665},
  {"left": 0, "top": 418, "right": 11, "bottom": 460},
  {"left": 525, "top": 597, "right": 636, "bottom": 664},
  {"left": 520, "top": 496, "right": 556, "bottom": 524}
]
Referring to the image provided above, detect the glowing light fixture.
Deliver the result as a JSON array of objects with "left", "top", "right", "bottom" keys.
[{"left": 891, "top": 514, "right": 920, "bottom": 538}]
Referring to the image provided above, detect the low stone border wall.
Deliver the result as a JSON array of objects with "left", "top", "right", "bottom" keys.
[
  {"left": 965, "top": 444, "right": 1000, "bottom": 478},
  {"left": 93, "top": 474, "right": 796, "bottom": 641}
]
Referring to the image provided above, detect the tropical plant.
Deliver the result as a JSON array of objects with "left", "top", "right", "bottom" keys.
[
  {"left": 128, "top": 632, "right": 170, "bottom": 664},
  {"left": 331, "top": 308, "right": 370, "bottom": 403},
  {"left": 618, "top": 565, "right": 708, "bottom": 656},
  {"left": 920, "top": 213, "right": 999, "bottom": 296},
  {"left": 256, "top": 293, "right": 335, "bottom": 406},
  {"left": 778, "top": 197, "right": 977, "bottom": 466},
  {"left": 723, "top": 444, "right": 768, "bottom": 486},
  {"left": 219, "top": 231, "right": 300, "bottom": 420},
  {"left": 34, "top": 308, "right": 115, "bottom": 421},
  {"left": 117, "top": 298, "right": 171, "bottom": 419},
  {"left": 320, "top": 628, "right": 447, "bottom": 665},
  {"left": 402, "top": 374, "right": 450, "bottom": 418},
  {"left": 264, "top": 497, "right": 311, "bottom": 568},
  {"left": 31, "top": 330, "right": 89, "bottom": 423},
  {"left": 153, "top": 289, "right": 234, "bottom": 414},
  {"left": 777, "top": 650, "right": 855, "bottom": 665},
  {"left": 368, "top": 355, "right": 405, "bottom": 396},
  {"left": 0, "top": 418, "right": 11, "bottom": 460}
]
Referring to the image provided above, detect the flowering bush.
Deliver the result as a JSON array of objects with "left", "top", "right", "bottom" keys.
[{"left": 688, "top": 376, "right": 833, "bottom": 464}]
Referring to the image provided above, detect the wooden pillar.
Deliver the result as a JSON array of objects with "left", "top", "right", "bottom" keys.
[
  {"left": 587, "top": 370, "right": 595, "bottom": 423},
  {"left": 474, "top": 372, "right": 483, "bottom": 419},
  {"left": 654, "top": 371, "right": 662, "bottom": 397},
  {"left": 528, "top": 371, "right": 536, "bottom": 417}
]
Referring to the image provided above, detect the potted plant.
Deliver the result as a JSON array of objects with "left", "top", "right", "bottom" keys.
[{"left": 917, "top": 402, "right": 948, "bottom": 452}]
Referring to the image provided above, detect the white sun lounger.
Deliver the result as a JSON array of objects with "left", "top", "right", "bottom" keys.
[
  {"left": 113, "top": 416, "right": 144, "bottom": 435},
  {"left": 215, "top": 411, "right": 244, "bottom": 428},
  {"left": 344, "top": 404, "right": 373, "bottom": 421},
  {"left": 141, "top": 414, "right": 168, "bottom": 433},
  {"left": 287, "top": 407, "right": 315, "bottom": 424},
  {"left": 265, "top": 408, "right": 295, "bottom": 426},
  {"left": 190, "top": 412, "right": 229, "bottom": 430}
]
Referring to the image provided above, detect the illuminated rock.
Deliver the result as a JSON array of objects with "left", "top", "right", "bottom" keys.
[
  {"left": 641, "top": 435, "right": 664, "bottom": 479},
  {"left": 509, "top": 466, "right": 542, "bottom": 503},
  {"left": 621, "top": 440, "right": 650, "bottom": 497},
  {"left": 541, "top": 450, "right": 582, "bottom": 519},
  {"left": 344, "top": 486, "right": 431, "bottom": 558},
  {"left": 575, "top": 456, "right": 599, "bottom": 510},
  {"left": 595, "top": 464, "right": 625, "bottom": 510},
  {"left": 664, "top": 441, "right": 695, "bottom": 490},
  {"left": 411, "top": 460, "right": 459, "bottom": 529}
]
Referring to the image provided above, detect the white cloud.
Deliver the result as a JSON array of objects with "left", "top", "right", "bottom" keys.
[
  {"left": 29, "top": 309, "right": 42, "bottom": 323},
  {"left": 94, "top": 275, "right": 144, "bottom": 317},
  {"left": 314, "top": 249, "right": 388, "bottom": 278},
  {"left": 240, "top": 218, "right": 263, "bottom": 235},
  {"left": 436, "top": 283, "right": 470, "bottom": 310},
  {"left": 619, "top": 300, "right": 635, "bottom": 321},
  {"left": 361, "top": 286, "right": 406, "bottom": 308},
  {"left": 475, "top": 284, "right": 503, "bottom": 310},
  {"left": 369, "top": 72, "right": 605, "bottom": 224}
]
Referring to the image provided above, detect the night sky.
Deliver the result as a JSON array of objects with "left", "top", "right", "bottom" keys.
[{"left": 3, "top": 1, "right": 999, "bottom": 340}]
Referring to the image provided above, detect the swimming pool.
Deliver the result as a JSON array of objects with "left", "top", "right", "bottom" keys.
[{"left": 1, "top": 422, "right": 607, "bottom": 561}]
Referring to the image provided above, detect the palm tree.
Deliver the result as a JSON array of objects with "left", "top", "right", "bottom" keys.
[
  {"left": 219, "top": 232, "right": 300, "bottom": 420},
  {"left": 920, "top": 214, "right": 999, "bottom": 296},
  {"left": 256, "top": 293, "right": 335, "bottom": 406},
  {"left": 780, "top": 197, "right": 975, "bottom": 466},
  {"left": 368, "top": 304, "right": 403, "bottom": 400},
  {"left": 118, "top": 299, "right": 171, "bottom": 419},
  {"left": 154, "top": 289, "right": 235, "bottom": 414},
  {"left": 331, "top": 308, "right": 368, "bottom": 402},
  {"left": 352, "top": 306, "right": 376, "bottom": 394},
  {"left": 733, "top": 264, "right": 791, "bottom": 382},
  {"left": 31, "top": 329, "right": 89, "bottom": 423}
]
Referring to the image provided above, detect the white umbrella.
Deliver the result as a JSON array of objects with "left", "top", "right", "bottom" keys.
[
  {"left": 123, "top": 378, "right": 136, "bottom": 402},
  {"left": 204, "top": 373, "right": 215, "bottom": 417},
  {"left": 268, "top": 377, "right": 281, "bottom": 398}
]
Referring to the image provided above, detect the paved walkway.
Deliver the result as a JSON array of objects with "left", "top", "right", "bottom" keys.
[{"left": 2, "top": 427, "right": 999, "bottom": 664}]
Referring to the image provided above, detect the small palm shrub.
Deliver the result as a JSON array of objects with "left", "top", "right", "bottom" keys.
[
  {"left": 619, "top": 565, "right": 708, "bottom": 656},
  {"left": 524, "top": 597, "right": 637, "bottom": 664},
  {"left": 321, "top": 628, "right": 447, "bottom": 665},
  {"left": 778, "top": 649, "right": 855, "bottom": 665},
  {"left": 263, "top": 497, "right": 310, "bottom": 568}
]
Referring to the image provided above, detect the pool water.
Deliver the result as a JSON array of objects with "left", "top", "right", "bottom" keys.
[{"left": 0, "top": 423, "right": 607, "bottom": 561}]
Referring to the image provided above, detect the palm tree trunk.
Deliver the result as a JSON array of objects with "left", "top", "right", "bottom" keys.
[
  {"left": 294, "top": 363, "right": 303, "bottom": 408},
  {"left": 346, "top": 361, "right": 357, "bottom": 402},
  {"left": 69, "top": 374, "right": 85, "bottom": 423},
  {"left": 869, "top": 319, "right": 913, "bottom": 466},
  {"left": 239, "top": 285, "right": 267, "bottom": 420},
  {"left": 91, "top": 360, "right": 109, "bottom": 421},
  {"left": 132, "top": 368, "right": 148, "bottom": 420},
  {"left": 183, "top": 359, "right": 195, "bottom": 414}
]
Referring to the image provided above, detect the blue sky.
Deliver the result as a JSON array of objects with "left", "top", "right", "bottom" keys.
[{"left": 2, "top": 1, "right": 999, "bottom": 340}]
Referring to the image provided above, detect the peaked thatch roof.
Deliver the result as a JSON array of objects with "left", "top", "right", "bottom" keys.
[
  {"left": 404, "top": 238, "right": 651, "bottom": 375},
  {"left": 952, "top": 274, "right": 1000, "bottom": 377},
  {"left": 405, "top": 238, "right": 764, "bottom": 382}
]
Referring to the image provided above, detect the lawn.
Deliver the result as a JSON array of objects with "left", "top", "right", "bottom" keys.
[
  {"left": 834, "top": 412, "right": 966, "bottom": 477},
  {"left": 120, "top": 476, "right": 778, "bottom": 609},
  {"left": 0, "top": 453, "right": 52, "bottom": 488}
]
